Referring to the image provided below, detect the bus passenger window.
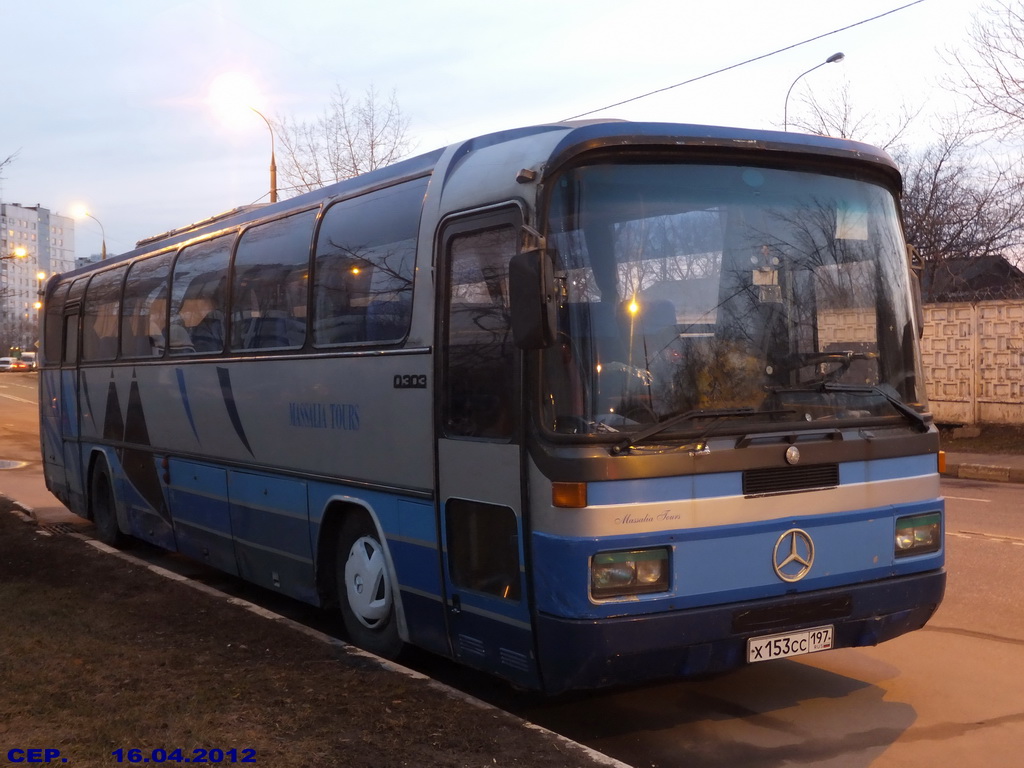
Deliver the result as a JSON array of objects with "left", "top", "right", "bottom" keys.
[
  {"left": 121, "top": 252, "right": 171, "bottom": 358},
  {"left": 82, "top": 267, "right": 125, "bottom": 361},
  {"left": 446, "top": 498, "right": 521, "bottom": 601},
  {"left": 62, "top": 314, "right": 79, "bottom": 364},
  {"left": 60, "top": 279, "right": 88, "bottom": 364},
  {"left": 230, "top": 209, "right": 315, "bottom": 352},
  {"left": 43, "top": 282, "right": 70, "bottom": 366},
  {"left": 170, "top": 237, "right": 231, "bottom": 356},
  {"left": 312, "top": 178, "right": 426, "bottom": 346}
]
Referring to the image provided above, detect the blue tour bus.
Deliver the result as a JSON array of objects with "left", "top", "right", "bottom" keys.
[{"left": 39, "top": 121, "right": 945, "bottom": 692}]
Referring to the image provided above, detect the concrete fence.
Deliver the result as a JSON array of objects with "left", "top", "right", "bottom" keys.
[{"left": 922, "top": 301, "right": 1024, "bottom": 425}]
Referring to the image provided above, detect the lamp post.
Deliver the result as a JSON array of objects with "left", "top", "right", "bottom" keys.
[
  {"left": 72, "top": 206, "right": 108, "bottom": 260},
  {"left": 250, "top": 107, "right": 278, "bottom": 203},
  {"left": 84, "top": 212, "right": 108, "bottom": 260},
  {"left": 783, "top": 52, "right": 845, "bottom": 131},
  {"left": 207, "top": 73, "right": 277, "bottom": 204},
  {"left": 35, "top": 271, "right": 46, "bottom": 311}
]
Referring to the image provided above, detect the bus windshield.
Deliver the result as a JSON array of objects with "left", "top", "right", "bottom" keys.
[{"left": 541, "top": 161, "right": 926, "bottom": 439}]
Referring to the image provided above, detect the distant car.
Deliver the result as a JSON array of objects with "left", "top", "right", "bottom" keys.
[{"left": 0, "top": 357, "right": 30, "bottom": 371}]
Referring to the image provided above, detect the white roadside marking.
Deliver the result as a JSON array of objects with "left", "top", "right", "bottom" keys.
[{"left": 948, "top": 530, "right": 1024, "bottom": 546}]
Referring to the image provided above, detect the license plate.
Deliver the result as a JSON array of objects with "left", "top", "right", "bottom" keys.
[{"left": 747, "top": 625, "right": 834, "bottom": 663}]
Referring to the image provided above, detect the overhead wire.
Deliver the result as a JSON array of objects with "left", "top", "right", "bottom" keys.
[{"left": 562, "top": 0, "right": 928, "bottom": 121}]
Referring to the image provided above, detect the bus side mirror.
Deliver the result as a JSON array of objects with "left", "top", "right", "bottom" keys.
[{"left": 509, "top": 249, "right": 556, "bottom": 349}]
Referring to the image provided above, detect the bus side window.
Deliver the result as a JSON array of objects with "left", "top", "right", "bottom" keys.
[
  {"left": 82, "top": 267, "right": 125, "bottom": 362},
  {"left": 443, "top": 225, "right": 517, "bottom": 440},
  {"left": 43, "top": 282, "right": 70, "bottom": 366},
  {"left": 230, "top": 209, "right": 315, "bottom": 352},
  {"left": 312, "top": 178, "right": 426, "bottom": 346},
  {"left": 61, "top": 279, "right": 88, "bottom": 365},
  {"left": 121, "top": 252, "right": 172, "bottom": 358},
  {"left": 170, "top": 237, "right": 232, "bottom": 356},
  {"left": 62, "top": 314, "right": 79, "bottom": 364}
]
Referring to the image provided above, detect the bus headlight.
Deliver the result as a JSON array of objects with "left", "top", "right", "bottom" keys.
[
  {"left": 895, "top": 512, "right": 942, "bottom": 557},
  {"left": 591, "top": 548, "right": 670, "bottom": 599}
]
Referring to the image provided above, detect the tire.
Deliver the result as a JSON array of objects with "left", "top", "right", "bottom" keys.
[
  {"left": 90, "top": 464, "right": 126, "bottom": 547},
  {"left": 335, "top": 515, "right": 404, "bottom": 658}
]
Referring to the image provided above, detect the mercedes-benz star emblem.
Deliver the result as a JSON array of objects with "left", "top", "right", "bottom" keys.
[
  {"left": 772, "top": 528, "right": 815, "bottom": 582},
  {"left": 785, "top": 445, "right": 801, "bottom": 465}
]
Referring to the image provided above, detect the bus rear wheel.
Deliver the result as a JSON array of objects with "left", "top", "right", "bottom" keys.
[
  {"left": 90, "top": 464, "right": 125, "bottom": 547},
  {"left": 335, "top": 515, "right": 403, "bottom": 658}
]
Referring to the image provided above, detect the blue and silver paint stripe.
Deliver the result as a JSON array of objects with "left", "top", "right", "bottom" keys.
[{"left": 532, "top": 455, "right": 940, "bottom": 537}]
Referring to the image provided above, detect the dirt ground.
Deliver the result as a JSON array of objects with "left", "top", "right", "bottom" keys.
[
  {"left": 938, "top": 423, "right": 1024, "bottom": 455},
  {"left": 0, "top": 503, "right": 609, "bottom": 768}
]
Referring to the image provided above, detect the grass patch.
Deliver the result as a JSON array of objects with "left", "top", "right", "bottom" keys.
[
  {"left": 938, "top": 424, "right": 1024, "bottom": 455},
  {"left": 0, "top": 504, "right": 598, "bottom": 767}
]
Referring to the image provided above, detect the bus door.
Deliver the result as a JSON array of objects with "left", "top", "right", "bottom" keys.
[{"left": 435, "top": 211, "right": 539, "bottom": 689}]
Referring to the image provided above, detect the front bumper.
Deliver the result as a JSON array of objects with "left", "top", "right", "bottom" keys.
[{"left": 535, "top": 569, "right": 946, "bottom": 693}]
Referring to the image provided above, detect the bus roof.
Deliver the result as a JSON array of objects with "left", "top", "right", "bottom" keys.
[{"left": 65, "top": 120, "right": 900, "bottom": 280}]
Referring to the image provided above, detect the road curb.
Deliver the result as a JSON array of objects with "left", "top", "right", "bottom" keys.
[
  {"left": 942, "top": 463, "right": 1024, "bottom": 484},
  {"left": 3, "top": 500, "right": 35, "bottom": 523}
]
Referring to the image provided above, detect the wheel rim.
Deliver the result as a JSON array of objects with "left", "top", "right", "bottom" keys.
[{"left": 343, "top": 535, "right": 391, "bottom": 629}]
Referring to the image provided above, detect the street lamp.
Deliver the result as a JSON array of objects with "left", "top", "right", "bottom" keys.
[
  {"left": 35, "top": 271, "right": 47, "bottom": 310},
  {"left": 207, "top": 72, "right": 277, "bottom": 204},
  {"left": 250, "top": 106, "right": 278, "bottom": 203},
  {"left": 783, "top": 52, "right": 845, "bottom": 131},
  {"left": 72, "top": 206, "right": 107, "bottom": 260},
  {"left": 84, "top": 212, "right": 107, "bottom": 261},
  {"left": 1, "top": 246, "right": 28, "bottom": 262}
]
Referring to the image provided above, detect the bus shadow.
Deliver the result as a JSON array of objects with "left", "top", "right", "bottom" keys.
[
  {"left": 519, "top": 655, "right": 915, "bottom": 768},
  {"left": 119, "top": 537, "right": 916, "bottom": 768}
]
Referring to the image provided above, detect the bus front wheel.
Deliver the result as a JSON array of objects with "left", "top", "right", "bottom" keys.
[{"left": 335, "top": 515, "right": 403, "bottom": 658}]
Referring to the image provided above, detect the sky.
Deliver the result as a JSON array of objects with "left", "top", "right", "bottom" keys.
[{"left": 0, "top": 0, "right": 985, "bottom": 261}]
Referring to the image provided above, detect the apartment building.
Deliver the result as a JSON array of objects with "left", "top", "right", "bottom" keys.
[{"left": 1, "top": 202, "right": 76, "bottom": 355}]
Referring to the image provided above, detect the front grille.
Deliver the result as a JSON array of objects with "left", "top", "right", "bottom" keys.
[
  {"left": 743, "top": 463, "right": 839, "bottom": 496},
  {"left": 732, "top": 595, "right": 853, "bottom": 634}
]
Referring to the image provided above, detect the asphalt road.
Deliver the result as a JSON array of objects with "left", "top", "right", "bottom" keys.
[
  {"left": 0, "top": 371, "right": 41, "bottom": 463},
  {"left": 3, "top": 371, "right": 1022, "bottom": 767},
  {"left": 499, "top": 477, "right": 1023, "bottom": 768}
]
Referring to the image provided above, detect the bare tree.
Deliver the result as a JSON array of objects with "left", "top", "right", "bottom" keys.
[
  {"left": 894, "top": 117, "right": 1024, "bottom": 262},
  {"left": 789, "top": 83, "right": 875, "bottom": 142},
  {"left": 789, "top": 82, "right": 921, "bottom": 151},
  {"left": 949, "top": 0, "right": 1024, "bottom": 135},
  {"left": 274, "top": 85, "right": 413, "bottom": 196},
  {"left": 0, "top": 149, "right": 19, "bottom": 196},
  {"left": 789, "top": 84, "right": 1024, "bottom": 266}
]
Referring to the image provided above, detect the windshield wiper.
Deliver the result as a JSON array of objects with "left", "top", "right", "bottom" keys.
[
  {"left": 774, "top": 382, "right": 929, "bottom": 432},
  {"left": 820, "top": 383, "right": 930, "bottom": 431},
  {"left": 610, "top": 407, "right": 792, "bottom": 456}
]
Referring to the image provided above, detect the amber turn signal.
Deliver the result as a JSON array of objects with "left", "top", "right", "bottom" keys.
[{"left": 552, "top": 482, "right": 587, "bottom": 508}]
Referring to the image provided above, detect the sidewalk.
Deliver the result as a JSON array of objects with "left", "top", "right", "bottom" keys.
[{"left": 0, "top": 464, "right": 87, "bottom": 527}]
